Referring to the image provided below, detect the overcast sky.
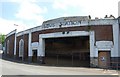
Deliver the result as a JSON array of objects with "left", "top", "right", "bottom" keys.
[{"left": 0, "top": 0, "right": 119, "bottom": 34}]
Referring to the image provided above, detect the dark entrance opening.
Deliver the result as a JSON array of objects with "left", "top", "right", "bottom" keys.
[
  {"left": 45, "top": 36, "right": 90, "bottom": 67},
  {"left": 32, "top": 50, "right": 37, "bottom": 62}
]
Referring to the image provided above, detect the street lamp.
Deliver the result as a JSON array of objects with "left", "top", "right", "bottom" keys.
[
  {"left": 13, "top": 24, "right": 18, "bottom": 60},
  {"left": 14, "top": 24, "right": 24, "bottom": 61},
  {"left": 14, "top": 24, "right": 18, "bottom": 26},
  {"left": 14, "top": 24, "right": 24, "bottom": 62}
]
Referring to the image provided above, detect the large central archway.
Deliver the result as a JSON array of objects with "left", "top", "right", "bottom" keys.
[
  {"left": 39, "top": 31, "right": 95, "bottom": 67},
  {"left": 45, "top": 36, "right": 90, "bottom": 67}
]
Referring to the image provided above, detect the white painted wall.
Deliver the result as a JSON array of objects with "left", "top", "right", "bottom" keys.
[
  {"left": 40, "top": 31, "right": 89, "bottom": 38},
  {"left": 31, "top": 42, "right": 38, "bottom": 50},
  {"left": 96, "top": 41, "right": 113, "bottom": 50},
  {"left": 31, "top": 42, "right": 39, "bottom": 56},
  {"left": 119, "top": 23, "right": 120, "bottom": 57},
  {"left": 118, "top": 18, "right": 120, "bottom": 57},
  {"left": 95, "top": 41, "right": 113, "bottom": 57},
  {"left": 89, "top": 31, "right": 95, "bottom": 57},
  {"left": 28, "top": 32, "right": 32, "bottom": 56},
  {"left": 14, "top": 30, "right": 17, "bottom": 56},
  {"left": 111, "top": 20, "right": 119, "bottom": 57},
  {"left": 38, "top": 38, "right": 45, "bottom": 57}
]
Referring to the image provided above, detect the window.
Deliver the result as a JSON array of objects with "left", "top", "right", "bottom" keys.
[
  {"left": 19, "top": 39, "right": 24, "bottom": 57},
  {"left": 7, "top": 40, "right": 9, "bottom": 54}
]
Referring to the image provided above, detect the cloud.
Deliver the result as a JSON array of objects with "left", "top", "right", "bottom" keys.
[
  {"left": 1, "top": 0, "right": 37, "bottom": 3},
  {"left": 0, "top": 17, "right": 28, "bottom": 34},
  {"left": 53, "top": 0, "right": 76, "bottom": 10},
  {"left": 0, "top": 1, "right": 48, "bottom": 34},
  {"left": 1, "top": 0, "right": 119, "bottom": 35},
  {"left": 15, "top": 1, "right": 47, "bottom": 25},
  {"left": 5, "top": 0, "right": 53, "bottom": 3},
  {"left": 52, "top": 0, "right": 119, "bottom": 18}
]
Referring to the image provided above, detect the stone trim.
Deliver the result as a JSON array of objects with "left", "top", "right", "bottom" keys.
[
  {"left": 15, "top": 19, "right": 117, "bottom": 38},
  {"left": 38, "top": 31, "right": 95, "bottom": 62}
]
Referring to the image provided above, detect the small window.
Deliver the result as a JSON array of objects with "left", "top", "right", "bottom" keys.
[{"left": 19, "top": 39, "right": 24, "bottom": 57}]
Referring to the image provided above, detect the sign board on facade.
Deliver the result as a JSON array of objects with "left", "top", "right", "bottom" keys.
[{"left": 42, "top": 16, "right": 89, "bottom": 29}]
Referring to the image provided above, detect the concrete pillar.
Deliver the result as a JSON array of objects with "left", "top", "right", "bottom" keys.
[
  {"left": 14, "top": 30, "right": 17, "bottom": 59},
  {"left": 38, "top": 37, "right": 45, "bottom": 64},
  {"left": 89, "top": 31, "right": 98, "bottom": 67},
  {"left": 28, "top": 31, "right": 32, "bottom": 63},
  {"left": 90, "top": 31, "right": 95, "bottom": 57},
  {"left": 111, "top": 20, "right": 120, "bottom": 68},
  {"left": 112, "top": 21, "right": 119, "bottom": 57}
]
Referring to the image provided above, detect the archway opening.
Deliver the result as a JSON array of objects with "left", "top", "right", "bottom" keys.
[{"left": 45, "top": 36, "right": 90, "bottom": 67}]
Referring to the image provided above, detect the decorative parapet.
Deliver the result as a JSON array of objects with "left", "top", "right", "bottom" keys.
[
  {"left": 6, "top": 16, "right": 118, "bottom": 37},
  {"left": 42, "top": 16, "right": 89, "bottom": 30},
  {"left": 42, "top": 16, "right": 117, "bottom": 30},
  {"left": 17, "top": 26, "right": 42, "bottom": 37}
]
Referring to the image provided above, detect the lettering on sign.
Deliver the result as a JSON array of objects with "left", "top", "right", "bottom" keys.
[
  {"left": 42, "top": 24, "right": 55, "bottom": 28},
  {"left": 42, "top": 21, "right": 81, "bottom": 29}
]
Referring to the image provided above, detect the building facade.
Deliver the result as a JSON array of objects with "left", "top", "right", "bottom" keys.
[{"left": 4, "top": 16, "right": 120, "bottom": 68}]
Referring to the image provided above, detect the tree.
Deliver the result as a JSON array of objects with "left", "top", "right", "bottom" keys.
[{"left": 0, "top": 34, "right": 5, "bottom": 45}]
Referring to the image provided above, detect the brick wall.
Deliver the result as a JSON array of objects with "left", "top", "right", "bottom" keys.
[
  {"left": 16, "top": 34, "right": 28, "bottom": 60},
  {"left": 31, "top": 25, "right": 113, "bottom": 42},
  {"left": 5, "top": 34, "right": 15, "bottom": 57}
]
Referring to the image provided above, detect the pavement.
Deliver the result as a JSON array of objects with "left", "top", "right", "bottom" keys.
[{"left": 0, "top": 51, "right": 119, "bottom": 75}]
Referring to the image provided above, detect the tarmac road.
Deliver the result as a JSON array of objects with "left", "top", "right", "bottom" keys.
[{"left": 0, "top": 53, "right": 119, "bottom": 75}]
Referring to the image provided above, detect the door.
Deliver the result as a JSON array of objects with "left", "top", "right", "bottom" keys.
[
  {"left": 32, "top": 50, "right": 37, "bottom": 62},
  {"left": 98, "top": 51, "right": 110, "bottom": 68}
]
